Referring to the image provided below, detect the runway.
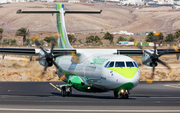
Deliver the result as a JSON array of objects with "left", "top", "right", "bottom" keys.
[{"left": 0, "top": 81, "right": 180, "bottom": 113}]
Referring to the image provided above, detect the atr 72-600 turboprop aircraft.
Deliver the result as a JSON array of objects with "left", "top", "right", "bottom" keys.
[{"left": 1, "top": 3, "right": 180, "bottom": 99}]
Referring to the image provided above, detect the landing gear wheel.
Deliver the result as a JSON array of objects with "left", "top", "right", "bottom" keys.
[
  {"left": 124, "top": 94, "right": 129, "bottom": 99},
  {"left": 67, "top": 87, "right": 72, "bottom": 96},
  {"left": 120, "top": 93, "right": 124, "bottom": 99},
  {"left": 114, "top": 91, "right": 118, "bottom": 98},
  {"left": 62, "top": 87, "right": 66, "bottom": 97}
]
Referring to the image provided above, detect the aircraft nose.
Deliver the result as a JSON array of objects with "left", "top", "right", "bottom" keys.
[{"left": 108, "top": 67, "right": 140, "bottom": 89}]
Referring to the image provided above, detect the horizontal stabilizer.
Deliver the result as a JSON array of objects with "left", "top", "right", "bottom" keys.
[
  {"left": 65, "top": 10, "right": 102, "bottom": 14},
  {"left": 16, "top": 9, "right": 102, "bottom": 14},
  {"left": 16, "top": 9, "right": 59, "bottom": 14}
]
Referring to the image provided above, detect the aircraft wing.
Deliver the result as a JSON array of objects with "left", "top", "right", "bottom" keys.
[
  {"left": 117, "top": 49, "right": 180, "bottom": 55},
  {"left": 0, "top": 48, "right": 180, "bottom": 56},
  {"left": 0, "top": 48, "right": 76, "bottom": 56}
]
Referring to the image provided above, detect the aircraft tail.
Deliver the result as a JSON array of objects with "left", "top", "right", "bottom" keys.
[
  {"left": 56, "top": 3, "right": 72, "bottom": 49},
  {"left": 16, "top": 3, "right": 102, "bottom": 49}
]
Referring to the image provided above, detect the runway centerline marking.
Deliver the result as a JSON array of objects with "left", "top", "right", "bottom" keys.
[
  {"left": 0, "top": 108, "right": 180, "bottom": 112},
  {"left": 164, "top": 84, "right": 180, "bottom": 89},
  {"left": 49, "top": 83, "right": 61, "bottom": 92}
]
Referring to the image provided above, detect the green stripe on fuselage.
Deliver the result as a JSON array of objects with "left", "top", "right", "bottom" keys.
[{"left": 108, "top": 67, "right": 138, "bottom": 79}]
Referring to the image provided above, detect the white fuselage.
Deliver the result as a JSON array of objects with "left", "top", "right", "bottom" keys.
[{"left": 56, "top": 54, "right": 140, "bottom": 90}]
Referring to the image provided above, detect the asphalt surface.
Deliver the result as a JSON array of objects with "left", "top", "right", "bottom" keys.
[{"left": 0, "top": 81, "right": 180, "bottom": 113}]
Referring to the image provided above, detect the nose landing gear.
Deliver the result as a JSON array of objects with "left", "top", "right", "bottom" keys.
[{"left": 114, "top": 90, "right": 130, "bottom": 99}]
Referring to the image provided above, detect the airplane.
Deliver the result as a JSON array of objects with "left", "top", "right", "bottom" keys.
[{"left": 0, "top": 3, "right": 180, "bottom": 99}]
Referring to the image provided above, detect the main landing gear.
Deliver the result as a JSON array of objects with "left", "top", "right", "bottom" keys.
[
  {"left": 114, "top": 90, "right": 130, "bottom": 99},
  {"left": 61, "top": 86, "right": 72, "bottom": 97}
]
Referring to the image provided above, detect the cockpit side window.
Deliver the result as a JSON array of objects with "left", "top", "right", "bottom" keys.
[
  {"left": 107, "top": 62, "right": 114, "bottom": 68},
  {"left": 115, "top": 62, "right": 125, "bottom": 67},
  {"left": 133, "top": 61, "right": 138, "bottom": 68},
  {"left": 126, "top": 61, "right": 134, "bottom": 67},
  {"left": 104, "top": 61, "right": 110, "bottom": 68}
]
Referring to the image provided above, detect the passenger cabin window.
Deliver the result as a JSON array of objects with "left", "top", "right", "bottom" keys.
[
  {"left": 115, "top": 62, "right": 125, "bottom": 67},
  {"left": 107, "top": 62, "right": 114, "bottom": 68},
  {"left": 126, "top": 61, "right": 134, "bottom": 67},
  {"left": 104, "top": 61, "right": 110, "bottom": 68}
]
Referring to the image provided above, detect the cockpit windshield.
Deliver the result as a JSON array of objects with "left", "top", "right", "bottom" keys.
[
  {"left": 115, "top": 62, "right": 125, "bottom": 67},
  {"left": 126, "top": 61, "right": 134, "bottom": 67},
  {"left": 107, "top": 62, "right": 114, "bottom": 68},
  {"left": 104, "top": 61, "right": 137, "bottom": 68},
  {"left": 104, "top": 61, "right": 110, "bottom": 68}
]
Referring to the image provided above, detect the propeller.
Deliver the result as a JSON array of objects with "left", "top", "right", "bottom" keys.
[
  {"left": 36, "top": 43, "right": 62, "bottom": 77},
  {"left": 136, "top": 32, "right": 176, "bottom": 83}
]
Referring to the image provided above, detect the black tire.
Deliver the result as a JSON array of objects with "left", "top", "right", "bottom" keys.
[
  {"left": 120, "top": 93, "right": 124, "bottom": 99},
  {"left": 114, "top": 91, "right": 118, "bottom": 98},
  {"left": 62, "top": 87, "right": 66, "bottom": 97},
  {"left": 124, "top": 94, "right": 129, "bottom": 99}
]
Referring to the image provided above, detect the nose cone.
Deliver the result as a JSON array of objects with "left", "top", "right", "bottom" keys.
[{"left": 108, "top": 67, "right": 140, "bottom": 91}]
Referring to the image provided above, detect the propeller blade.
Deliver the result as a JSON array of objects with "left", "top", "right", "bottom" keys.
[
  {"left": 173, "top": 46, "right": 179, "bottom": 52},
  {"left": 52, "top": 61, "right": 59, "bottom": 69},
  {"left": 143, "top": 50, "right": 152, "bottom": 56},
  {"left": 157, "top": 59, "right": 170, "bottom": 70},
  {"left": 154, "top": 37, "right": 157, "bottom": 55},
  {"left": 42, "top": 61, "right": 48, "bottom": 76},
  {"left": 151, "top": 63, "right": 156, "bottom": 79},
  {"left": 36, "top": 56, "right": 45, "bottom": 61},
  {"left": 40, "top": 46, "right": 48, "bottom": 54},
  {"left": 54, "top": 54, "right": 62, "bottom": 58},
  {"left": 50, "top": 43, "right": 55, "bottom": 54},
  {"left": 52, "top": 61, "right": 63, "bottom": 73},
  {"left": 143, "top": 57, "right": 151, "bottom": 64}
]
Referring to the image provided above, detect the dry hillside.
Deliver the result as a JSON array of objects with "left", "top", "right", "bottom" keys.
[{"left": 0, "top": 2, "right": 180, "bottom": 34}]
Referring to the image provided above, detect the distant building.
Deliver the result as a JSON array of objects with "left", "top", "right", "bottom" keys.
[{"left": 68, "top": 0, "right": 80, "bottom": 3}]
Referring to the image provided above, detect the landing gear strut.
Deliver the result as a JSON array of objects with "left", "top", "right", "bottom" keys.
[
  {"left": 61, "top": 86, "right": 72, "bottom": 97},
  {"left": 114, "top": 90, "right": 130, "bottom": 99}
]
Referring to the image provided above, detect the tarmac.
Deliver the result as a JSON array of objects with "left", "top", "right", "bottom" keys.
[{"left": 0, "top": 81, "right": 180, "bottom": 113}]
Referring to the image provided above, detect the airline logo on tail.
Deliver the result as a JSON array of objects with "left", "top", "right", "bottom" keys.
[{"left": 56, "top": 3, "right": 73, "bottom": 49}]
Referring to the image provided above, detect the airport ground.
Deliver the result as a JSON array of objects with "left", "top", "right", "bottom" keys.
[{"left": 0, "top": 81, "right": 179, "bottom": 113}]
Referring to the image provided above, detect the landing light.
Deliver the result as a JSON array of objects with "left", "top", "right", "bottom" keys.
[
  {"left": 87, "top": 87, "right": 91, "bottom": 89},
  {"left": 120, "top": 89, "right": 124, "bottom": 93}
]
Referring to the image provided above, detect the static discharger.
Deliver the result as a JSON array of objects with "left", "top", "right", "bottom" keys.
[{"left": 49, "top": 83, "right": 61, "bottom": 92}]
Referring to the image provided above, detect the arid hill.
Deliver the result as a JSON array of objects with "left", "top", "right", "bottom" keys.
[{"left": 0, "top": 2, "right": 180, "bottom": 34}]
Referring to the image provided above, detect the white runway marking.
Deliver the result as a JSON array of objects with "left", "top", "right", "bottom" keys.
[
  {"left": 0, "top": 108, "right": 180, "bottom": 112},
  {"left": 164, "top": 84, "right": 180, "bottom": 89}
]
